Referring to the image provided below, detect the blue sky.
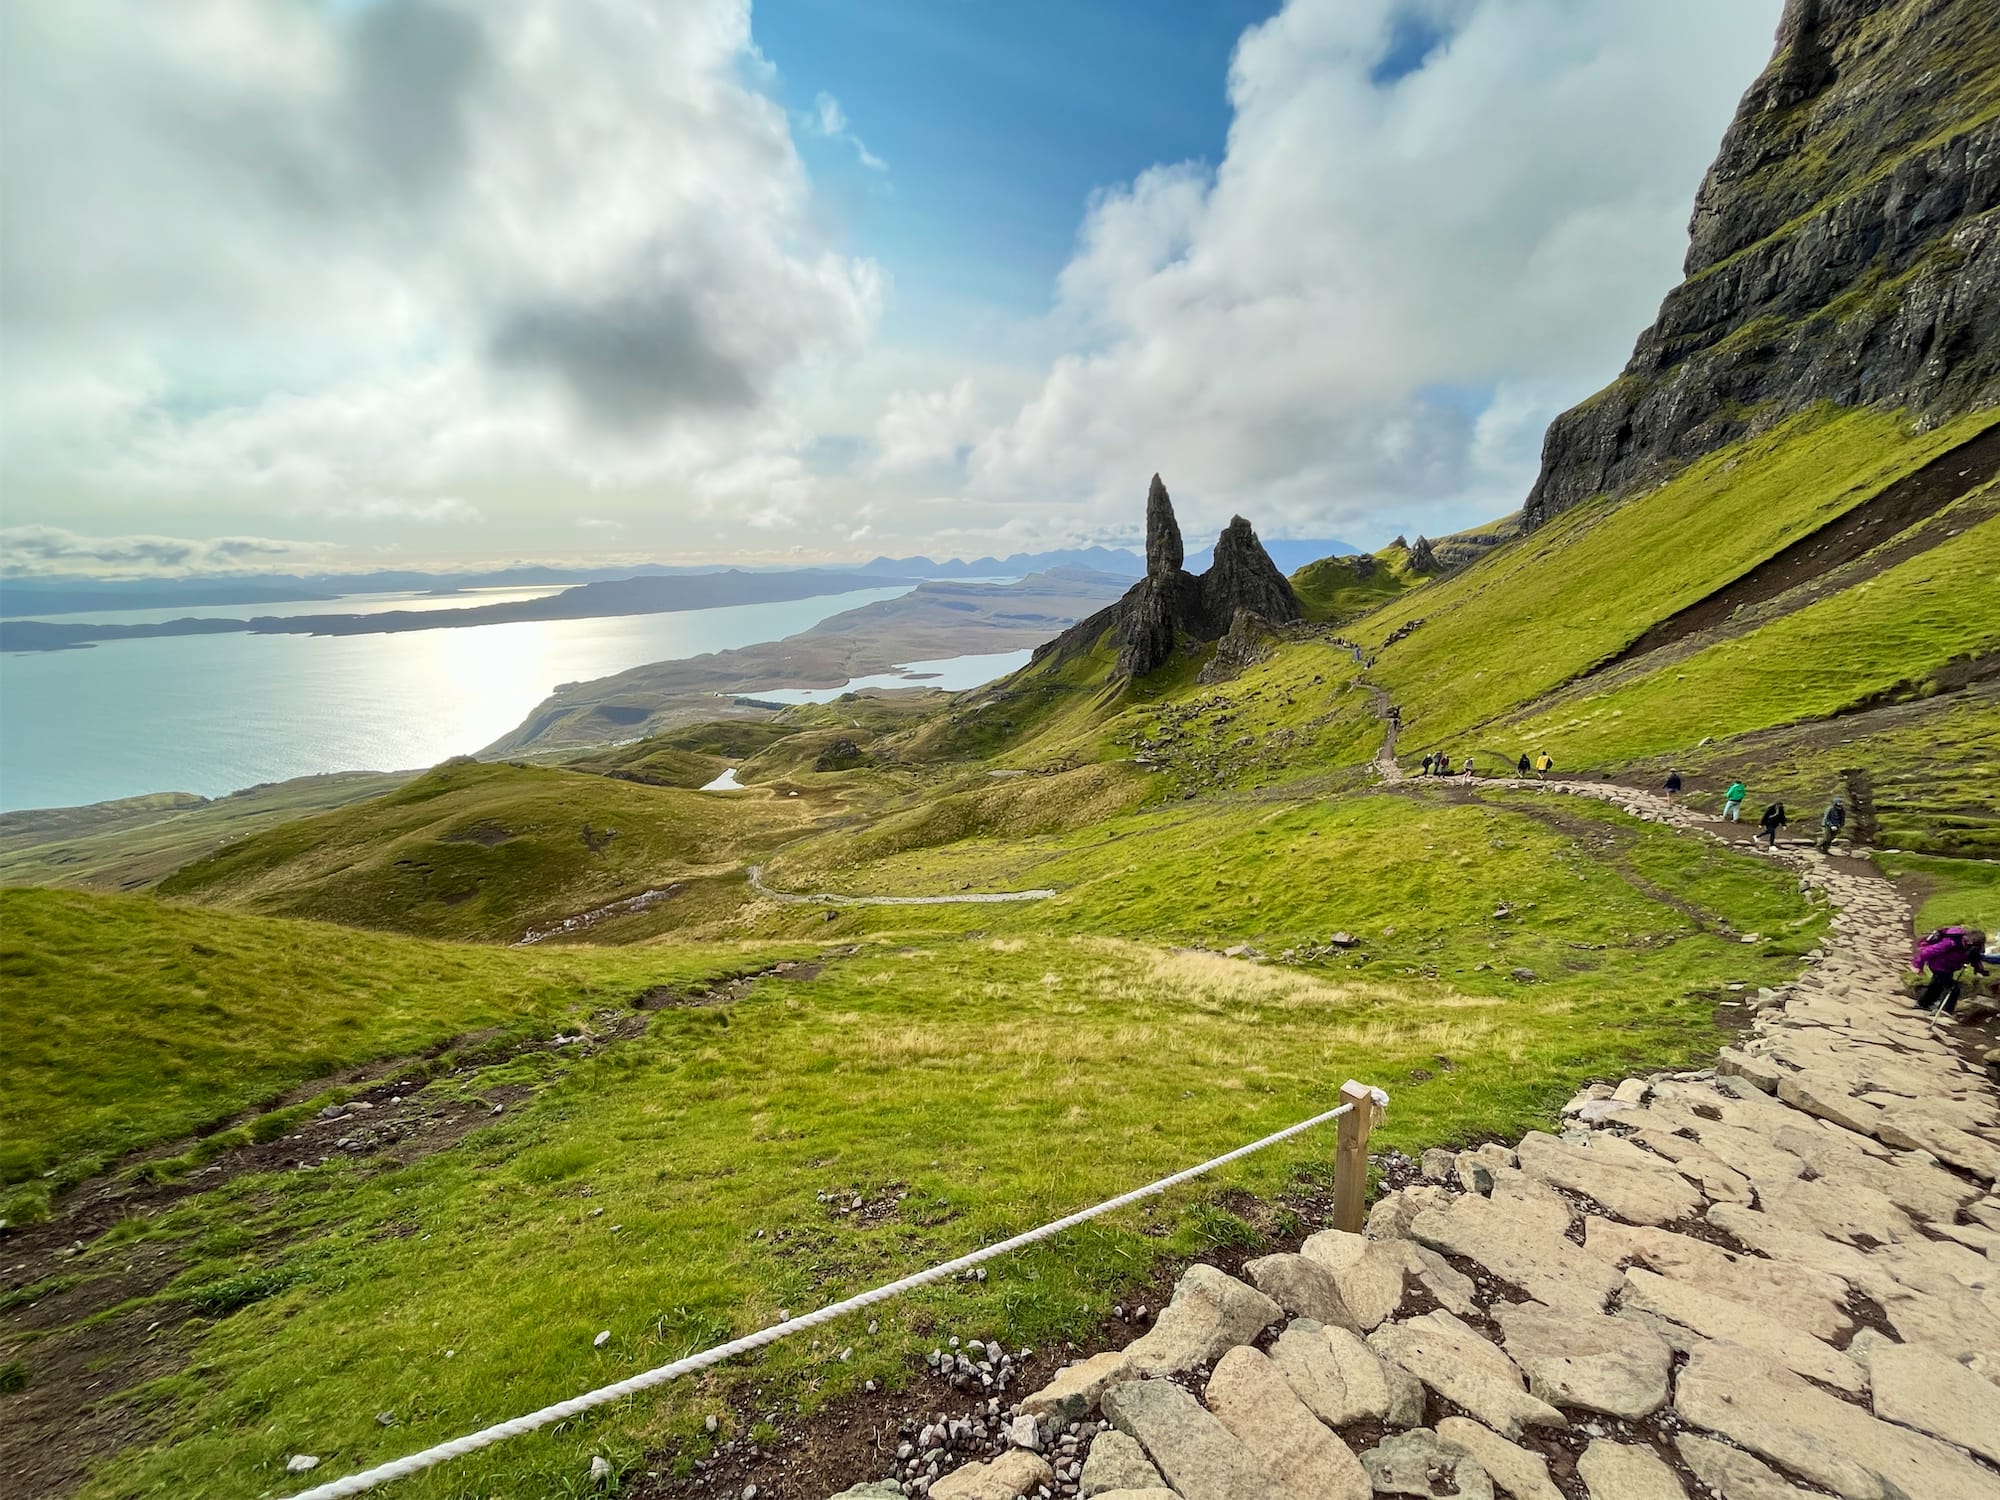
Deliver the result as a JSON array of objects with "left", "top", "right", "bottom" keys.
[
  {"left": 0, "top": 0, "right": 1785, "bottom": 574},
  {"left": 760, "top": 0, "right": 1280, "bottom": 341}
]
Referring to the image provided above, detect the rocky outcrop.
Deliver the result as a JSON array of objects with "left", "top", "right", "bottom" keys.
[
  {"left": 1524, "top": 0, "right": 2000, "bottom": 525},
  {"left": 1044, "top": 476, "right": 1302, "bottom": 679}
]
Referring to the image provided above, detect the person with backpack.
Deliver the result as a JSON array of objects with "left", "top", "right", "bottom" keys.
[
  {"left": 1760, "top": 804, "right": 1792, "bottom": 852},
  {"left": 1461, "top": 753, "right": 1476, "bottom": 779},
  {"left": 1517, "top": 752, "right": 1531, "bottom": 778},
  {"left": 1911, "top": 926, "right": 1990, "bottom": 1017},
  {"left": 1758, "top": 801, "right": 1788, "bottom": 848},
  {"left": 1723, "top": 781, "right": 1747, "bottom": 822},
  {"left": 1816, "top": 796, "right": 1846, "bottom": 853},
  {"left": 1664, "top": 769, "right": 1683, "bottom": 802},
  {"left": 1421, "top": 753, "right": 1434, "bottom": 777},
  {"left": 1534, "top": 750, "right": 1553, "bottom": 781}
]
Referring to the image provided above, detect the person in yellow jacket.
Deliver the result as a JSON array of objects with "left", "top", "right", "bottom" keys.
[{"left": 1533, "top": 750, "right": 1553, "bottom": 780}]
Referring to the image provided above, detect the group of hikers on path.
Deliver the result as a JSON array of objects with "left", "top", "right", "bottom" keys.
[
  {"left": 1415, "top": 749, "right": 1552, "bottom": 780},
  {"left": 1397, "top": 733, "right": 1993, "bottom": 1022}
]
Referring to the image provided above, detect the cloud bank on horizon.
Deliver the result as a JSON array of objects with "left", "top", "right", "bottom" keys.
[{"left": 0, "top": 0, "right": 1782, "bottom": 576}]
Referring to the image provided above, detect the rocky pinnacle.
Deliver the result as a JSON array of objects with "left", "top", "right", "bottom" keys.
[{"left": 1144, "top": 474, "right": 1184, "bottom": 577}]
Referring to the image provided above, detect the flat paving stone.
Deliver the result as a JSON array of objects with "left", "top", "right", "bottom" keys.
[
  {"left": 931, "top": 1450, "right": 1054, "bottom": 1500},
  {"left": 1674, "top": 1434, "right": 1818, "bottom": 1500},
  {"left": 1205, "top": 1346, "right": 1371, "bottom": 1500},
  {"left": 1577, "top": 1440, "right": 1686, "bottom": 1500},
  {"left": 1675, "top": 1340, "right": 2000, "bottom": 1500},
  {"left": 1360, "top": 1429, "right": 1494, "bottom": 1500},
  {"left": 1268, "top": 1318, "right": 1392, "bottom": 1428},
  {"left": 1408, "top": 1193, "right": 1622, "bottom": 1314},
  {"left": 1492, "top": 1299, "right": 1673, "bottom": 1418},
  {"left": 1867, "top": 1340, "right": 2000, "bottom": 1465},
  {"left": 1079, "top": 1431, "right": 1164, "bottom": 1497},
  {"left": 1101, "top": 1378, "right": 1285, "bottom": 1500},
  {"left": 1434, "top": 1417, "right": 1564, "bottom": 1500},
  {"left": 1242, "top": 1251, "right": 1360, "bottom": 1329},
  {"left": 1582, "top": 1219, "right": 1852, "bottom": 1341},
  {"left": 1368, "top": 1310, "right": 1566, "bottom": 1440},
  {"left": 1515, "top": 1131, "right": 1704, "bottom": 1226}
]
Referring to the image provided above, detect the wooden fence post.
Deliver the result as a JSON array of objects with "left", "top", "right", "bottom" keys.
[{"left": 1331, "top": 1080, "right": 1379, "bottom": 1234}]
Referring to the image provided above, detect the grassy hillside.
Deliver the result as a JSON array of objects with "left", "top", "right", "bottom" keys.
[
  {"left": 0, "top": 889, "right": 803, "bottom": 1220},
  {"left": 0, "top": 771, "right": 414, "bottom": 891},
  {"left": 1288, "top": 545, "right": 1420, "bottom": 623},
  {"left": 7, "top": 792, "right": 1821, "bottom": 1499},
  {"left": 156, "top": 759, "right": 817, "bottom": 942}
]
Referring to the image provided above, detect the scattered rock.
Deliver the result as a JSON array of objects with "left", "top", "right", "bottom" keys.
[
  {"left": 929, "top": 1449, "right": 1055, "bottom": 1500},
  {"left": 1296, "top": 1229, "right": 1414, "bottom": 1329},
  {"left": 1078, "top": 1431, "right": 1163, "bottom": 1497},
  {"left": 1101, "top": 1378, "right": 1286, "bottom": 1500},
  {"left": 1242, "top": 1252, "right": 1359, "bottom": 1329},
  {"left": 1368, "top": 1311, "right": 1566, "bottom": 1439},
  {"left": 1020, "top": 1350, "right": 1134, "bottom": 1421},
  {"left": 286, "top": 1456, "right": 320, "bottom": 1475}
]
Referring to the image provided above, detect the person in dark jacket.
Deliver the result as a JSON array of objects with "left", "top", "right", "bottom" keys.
[
  {"left": 1517, "top": 753, "right": 1531, "bottom": 777},
  {"left": 1758, "top": 801, "right": 1788, "bottom": 847},
  {"left": 1664, "top": 769, "right": 1683, "bottom": 802},
  {"left": 1421, "top": 753, "right": 1434, "bottom": 777},
  {"left": 1911, "top": 926, "right": 1990, "bottom": 1017},
  {"left": 1816, "top": 796, "right": 1847, "bottom": 853}
]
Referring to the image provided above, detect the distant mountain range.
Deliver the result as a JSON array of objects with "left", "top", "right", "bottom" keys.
[{"left": 0, "top": 540, "right": 1361, "bottom": 619}]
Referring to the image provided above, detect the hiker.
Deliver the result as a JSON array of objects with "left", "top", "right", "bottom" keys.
[
  {"left": 1421, "top": 753, "right": 1434, "bottom": 777},
  {"left": 1723, "top": 781, "right": 1747, "bottom": 822},
  {"left": 1462, "top": 754, "right": 1476, "bottom": 779},
  {"left": 1664, "top": 769, "right": 1683, "bottom": 802},
  {"left": 1816, "top": 796, "right": 1846, "bottom": 853},
  {"left": 1517, "top": 752, "right": 1531, "bottom": 778},
  {"left": 1534, "top": 750, "right": 1553, "bottom": 781},
  {"left": 1758, "top": 801, "right": 1788, "bottom": 848},
  {"left": 1910, "top": 926, "right": 1990, "bottom": 1018}
]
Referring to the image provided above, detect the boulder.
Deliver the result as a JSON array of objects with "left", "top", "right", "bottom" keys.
[
  {"left": 1242, "top": 1252, "right": 1359, "bottom": 1329},
  {"left": 1020, "top": 1350, "right": 1134, "bottom": 1420},
  {"left": 1205, "top": 1346, "right": 1372, "bottom": 1500},
  {"left": 1296, "top": 1229, "right": 1414, "bottom": 1328},
  {"left": 1122, "top": 1264, "right": 1280, "bottom": 1377},
  {"left": 1101, "top": 1378, "right": 1286, "bottom": 1500}
]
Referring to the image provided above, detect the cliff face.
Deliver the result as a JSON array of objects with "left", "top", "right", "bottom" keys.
[
  {"left": 1040, "top": 475, "right": 1301, "bottom": 679},
  {"left": 1524, "top": 0, "right": 2000, "bottom": 526}
]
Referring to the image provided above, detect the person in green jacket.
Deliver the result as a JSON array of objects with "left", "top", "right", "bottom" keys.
[{"left": 1723, "top": 781, "right": 1747, "bottom": 823}]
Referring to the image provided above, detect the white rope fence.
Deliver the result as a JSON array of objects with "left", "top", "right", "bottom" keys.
[{"left": 283, "top": 1084, "right": 1387, "bottom": 1500}]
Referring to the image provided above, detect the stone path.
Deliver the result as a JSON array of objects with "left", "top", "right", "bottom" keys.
[
  {"left": 747, "top": 866, "right": 1056, "bottom": 907},
  {"left": 825, "top": 779, "right": 2000, "bottom": 1500}
]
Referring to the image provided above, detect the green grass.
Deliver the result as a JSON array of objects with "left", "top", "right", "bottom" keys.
[
  {"left": 23, "top": 788, "right": 1824, "bottom": 1499},
  {"left": 0, "top": 888, "right": 806, "bottom": 1216},
  {"left": 1354, "top": 406, "right": 2000, "bottom": 745},
  {"left": 1872, "top": 851, "right": 2000, "bottom": 936},
  {"left": 1509, "top": 510, "right": 2000, "bottom": 765},
  {"left": 1289, "top": 548, "right": 1419, "bottom": 624},
  {"left": 156, "top": 759, "right": 818, "bottom": 942}
]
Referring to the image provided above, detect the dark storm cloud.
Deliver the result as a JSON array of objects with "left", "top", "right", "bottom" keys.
[
  {"left": 491, "top": 287, "right": 761, "bottom": 428},
  {"left": 349, "top": 0, "right": 488, "bottom": 196}
]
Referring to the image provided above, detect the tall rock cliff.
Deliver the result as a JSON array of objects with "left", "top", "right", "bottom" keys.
[
  {"left": 1523, "top": 0, "right": 2000, "bottom": 526},
  {"left": 1039, "top": 475, "right": 1301, "bottom": 679}
]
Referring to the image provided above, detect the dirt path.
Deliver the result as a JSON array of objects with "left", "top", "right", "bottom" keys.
[{"left": 747, "top": 865, "right": 1055, "bottom": 907}]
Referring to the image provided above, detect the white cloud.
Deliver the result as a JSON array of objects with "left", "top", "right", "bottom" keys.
[
  {"left": 0, "top": 0, "right": 880, "bottom": 544},
  {"left": 0, "top": 525, "right": 330, "bottom": 577},
  {"left": 963, "top": 0, "right": 1782, "bottom": 543},
  {"left": 872, "top": 379, "right": 978, "bottom": 474},
  {"left": 809, "top": 90, "right": 887, "bottom": 172}
]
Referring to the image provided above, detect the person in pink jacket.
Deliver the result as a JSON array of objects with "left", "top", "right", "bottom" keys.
[{"left": 1911, "top": 926, "right": 1989, "bottom": 1017}]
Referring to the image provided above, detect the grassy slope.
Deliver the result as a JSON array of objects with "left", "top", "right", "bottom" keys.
[
  {"left": 0, "top": 771, "right": 415, "bottom": 891},
  {"left": 0, "top": 889, "right": 803, "bottom": 1216},
  {"left": 1511, "top": 509, "right": 2000, "bottom": 762},
  {"left": 156, "top": 760, "right": 816, "bottom": 942},
  {"left": 1355, "top": 406, "right": 2000, "bottom": 744},
  {"left": 1289, "top": 546, "right": 1420, "bottom": 624},
  {"left": 20, "top": 788, "right": 1820, "bottom": 1499}
]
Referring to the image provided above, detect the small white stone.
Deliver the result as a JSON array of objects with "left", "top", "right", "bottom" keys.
[
  {"left": 593, "top": 1329, "right": 611, "bottom": 1348},
  {"left": 285, "top": 1455, "right": 320, "bottom": 1474},
  {"left": 590, "top": 1455, "right": 612, "bottom": 1484}
]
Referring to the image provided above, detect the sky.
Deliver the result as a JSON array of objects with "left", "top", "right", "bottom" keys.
[{"left": 0, "top": 0, "right": 1787, "bottom": 577}]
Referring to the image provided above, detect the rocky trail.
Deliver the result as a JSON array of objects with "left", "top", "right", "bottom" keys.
[{"left": 786, "top": 779, "right": 1999, "bottom": 1500}]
